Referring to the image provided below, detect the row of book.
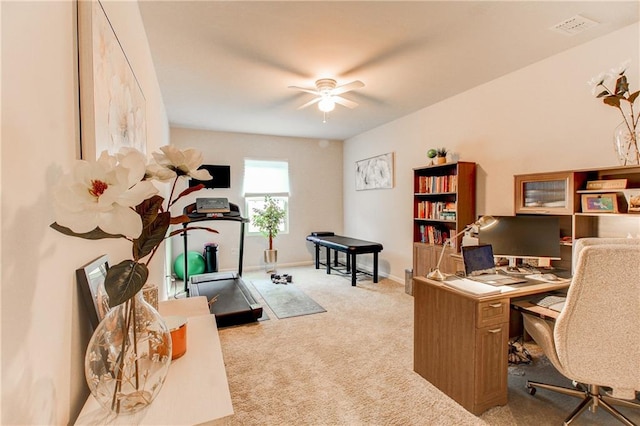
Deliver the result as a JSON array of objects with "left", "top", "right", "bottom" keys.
[
  {"left": 416, "top": 174, "right": 458, "bottom": 194},
  {"left": 416, "top": 201, "right": 456, "bottom": 220},
  {"left": 418, "top": 225, "right": 450, "bottom": 245}
]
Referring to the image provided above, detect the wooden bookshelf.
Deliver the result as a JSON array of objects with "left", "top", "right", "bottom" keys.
[{"left": 413, "top": 161, "right": 476, "bottom": 277}]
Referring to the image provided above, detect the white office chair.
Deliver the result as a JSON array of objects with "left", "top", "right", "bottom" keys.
[{"left": 523, "top": 238, "right": 640, "bottom": 425}]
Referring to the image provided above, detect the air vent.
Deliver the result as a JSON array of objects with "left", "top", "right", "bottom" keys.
[{"left": 550, "top": 14, "right": 599, "bottom": 36}]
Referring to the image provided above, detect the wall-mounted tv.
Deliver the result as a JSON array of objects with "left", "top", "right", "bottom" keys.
[{"left": 189, "top": 165, "right": 231, "bottom": 189}]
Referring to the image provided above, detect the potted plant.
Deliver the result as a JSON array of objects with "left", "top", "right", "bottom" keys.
[
  {"left": 252, "top": 195, "right": 286, "bottom": 272},
  {"left": 436, "top": 147, "right": 448, "bottom": 164}
]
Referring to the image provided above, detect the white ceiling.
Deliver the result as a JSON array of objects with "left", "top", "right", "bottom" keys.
[{"left": 137, "top": 1, "right": 639, "bottom": 141}]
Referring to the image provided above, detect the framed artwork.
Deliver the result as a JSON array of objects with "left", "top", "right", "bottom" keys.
[
  {"left": 76, "top": 254, "right": 111, "bottom": 330},
  {"left": 78, "top": 0, "right": 147, "bottom": 160},
  {"left": 355, "top": 152, "right": 394, "bottom": 190},
  {"left": 581, "top": 193, "right": 618, "bottom": 213}
]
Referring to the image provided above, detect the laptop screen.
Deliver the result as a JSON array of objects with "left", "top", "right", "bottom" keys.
[{"left": 462, "top": 244, "right": 496, "bottom": 276}]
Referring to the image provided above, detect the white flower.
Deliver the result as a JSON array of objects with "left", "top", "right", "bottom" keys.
[
  {"left": 610, "top": 59, "right": 631, "bottom": 77},
  {"left": 53, "top": 150, "right": 158, "bottom": 238},
  {"left": 587, "top": 72, "right": 612, "bottom": 95},
  {"left": 150, "top": 145, "right": 212, "bottom": 181}
]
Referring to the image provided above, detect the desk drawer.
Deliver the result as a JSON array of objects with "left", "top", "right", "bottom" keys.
[{"left": 477, "top": 299, "right": 509, "bottom": 328}]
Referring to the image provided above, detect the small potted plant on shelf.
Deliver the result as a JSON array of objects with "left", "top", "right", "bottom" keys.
[
  {"left": 251, "top": 195, "right": 286, "bottom": 272},
  {"left": 436, "top": 147, "right": 448, "bottom": 164}
]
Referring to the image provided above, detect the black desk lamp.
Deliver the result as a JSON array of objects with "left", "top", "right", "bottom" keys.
[{"left": 427, "top": 215, "right": 497, "bottom": 281}]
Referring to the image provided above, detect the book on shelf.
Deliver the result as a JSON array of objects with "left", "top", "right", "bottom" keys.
[
  {"left": 417, "top": 175, "right": 458, "bottom": 194},
  {"left": 419, "top": 224, "right": 449, "bottom": 245},
  {"left": 416, "top": 201, "right": 457, "bottom": 220}
]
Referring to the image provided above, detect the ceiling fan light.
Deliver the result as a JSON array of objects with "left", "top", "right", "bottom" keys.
[{"left": 318, "top": 97, "right": 335, "bottom": 112}]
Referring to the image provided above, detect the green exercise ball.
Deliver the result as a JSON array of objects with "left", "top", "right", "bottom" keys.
[{"left": 173, "top": 251, "right": 206, "bottom": 280}]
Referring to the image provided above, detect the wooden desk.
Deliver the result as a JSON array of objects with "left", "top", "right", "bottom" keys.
[
  {"left": 413, "top": 276, "right": 569, "bottom": 415},
  {"left": 511, "top": 299, "right": 562, "bottom": 322},
  {"left": 75, "top": 297, "right": 233, "bottom": 425}
]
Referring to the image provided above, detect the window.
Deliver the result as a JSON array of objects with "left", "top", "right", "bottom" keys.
[{"left": 243, "top": 159, "right": 289, "bottom": 234}]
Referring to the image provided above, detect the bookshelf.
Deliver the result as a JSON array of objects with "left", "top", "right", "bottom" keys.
[
  {"left": 514, "top": 165, "right": 640, "bottom": 271},
  {"left": 413, "top": 161, "right": 476, "bottom": 277}
]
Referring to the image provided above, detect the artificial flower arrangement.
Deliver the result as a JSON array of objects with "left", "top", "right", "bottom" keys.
[
  {"left": 51, "top": 145, "right": 218, "bottom": 307},
  {"left": 51, "top": 145, "right": 220, "bottom": 413},
  {"left": 588, "top": 60, "right": 639, "bottom": 164}
]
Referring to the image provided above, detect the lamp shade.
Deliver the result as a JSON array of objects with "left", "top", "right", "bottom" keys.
[
  {"left": 426, "top": 215, "right": 497, "bottom": 281},
  {"left": 318, "top": 97, "right": 335, "bottom": 112}
]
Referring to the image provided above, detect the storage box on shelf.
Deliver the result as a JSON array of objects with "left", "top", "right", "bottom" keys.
[
  {"left": 514, "top": 165, "right": 640, "bottom": 272},
  {"left": 413, "top": 161, "right": 476, "bottom": 277}
]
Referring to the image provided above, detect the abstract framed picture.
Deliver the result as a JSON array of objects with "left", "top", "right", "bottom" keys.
[
  {"left": 355, "top": 152, "right": 394, "bottom": 191},
  {"left": 78, "top": 0, "right": 147, "bottom": 160}
]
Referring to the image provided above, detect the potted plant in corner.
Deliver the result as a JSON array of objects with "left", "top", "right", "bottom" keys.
[{"left": 252, "top": 195, "right": 286, "bottom": 272}]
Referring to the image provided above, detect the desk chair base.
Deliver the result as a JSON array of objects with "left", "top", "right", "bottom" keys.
[{"left": 526, "top": 381, "right": 640, "bottom": 426}]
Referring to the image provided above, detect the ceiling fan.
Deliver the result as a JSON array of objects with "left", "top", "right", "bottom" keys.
[{"left": 288, "top": 78, "right": 365, "bottom": 113}]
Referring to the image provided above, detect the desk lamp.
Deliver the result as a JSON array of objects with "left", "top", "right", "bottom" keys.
[{"left": 427, "top": 215, "right": 497, "bottom": 281}]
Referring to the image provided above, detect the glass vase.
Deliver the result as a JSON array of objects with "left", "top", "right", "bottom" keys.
[
  {"left": 613, "top": 121, "right": 640, "bottom": 166},
  {"left": 85, "top": 291, "right": 172, "bottom": 415}
]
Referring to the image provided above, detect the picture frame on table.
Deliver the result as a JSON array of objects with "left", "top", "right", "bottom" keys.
[
  {"left": 77, "top": 0, "right": 147, "bottom": 160},
  {"left": 76, "top": 254, "right": 110, "bottom": 330},
  {"left": 581, "top": 193, "right": 618, "bottom": 213}
]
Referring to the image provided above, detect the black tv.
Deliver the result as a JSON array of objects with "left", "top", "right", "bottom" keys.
[
  {"left": 189, "top": 165, "right": 231, "bottom": 189},
  {"left": 478, "top": 215, "right": 561, "bottom": 265}
]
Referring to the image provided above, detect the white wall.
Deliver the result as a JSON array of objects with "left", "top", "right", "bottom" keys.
[
  {"left": 1, "top": 1, "right": 168, "bottom": 423},
  {"left": 170, "top": 128, "right": 343, "bottom": 275},
  {"left": 344, "top": 23, "right": 640, "bottom": 283}
]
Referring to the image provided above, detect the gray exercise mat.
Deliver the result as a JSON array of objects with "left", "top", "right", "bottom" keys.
[{"left": 250, "top": 280, "right": 326, "bottom": 319}]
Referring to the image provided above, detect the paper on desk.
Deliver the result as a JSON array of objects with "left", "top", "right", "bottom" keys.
[{"left": 442, "top": 277, "right": 502, "bottom": 296}]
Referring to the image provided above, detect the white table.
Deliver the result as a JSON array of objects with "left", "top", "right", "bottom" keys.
[{"left": 75, "top": 297, "right": 234, "bottom": 425}]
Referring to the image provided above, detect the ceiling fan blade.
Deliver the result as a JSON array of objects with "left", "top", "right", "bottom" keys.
[
  {"left": 333, "top": 96, "right": 359, "bottom": 109},
  {"left": 332, "top": 80, "right": 364, "bottom": 95},
  {"left": 288, "top": 85, "right": 320, "bottom": 96},
  {"left": 297, "top": 97, "right": 321, "bottom": 110}
]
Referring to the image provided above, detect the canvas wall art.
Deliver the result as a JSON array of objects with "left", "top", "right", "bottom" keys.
[
  {"left": 355, "top": 152, "right": 394, "bottom": 190},
  {"left": 78, "top": 0, "right": 146, "bottom": 160}
]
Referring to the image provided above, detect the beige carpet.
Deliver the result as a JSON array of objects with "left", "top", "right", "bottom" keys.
[{"left": 217, "top": 265, "right": 638, "bottom": 425}]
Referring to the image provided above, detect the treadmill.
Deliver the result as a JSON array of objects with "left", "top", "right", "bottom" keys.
[{"left": 181, "top": 201, "right": 263, "bottom": 327}]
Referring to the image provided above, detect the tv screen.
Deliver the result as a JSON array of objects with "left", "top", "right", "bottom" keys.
[{"left": 189, "top": 165, "right": 231, "bottom": 189}]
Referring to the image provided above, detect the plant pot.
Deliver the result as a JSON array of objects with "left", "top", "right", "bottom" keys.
[
  {"left": 436, "top": 156, "right": 447, "bottom": 164},
  {"left": 264, "top": 249, "right": 277, "bottom": 273}
]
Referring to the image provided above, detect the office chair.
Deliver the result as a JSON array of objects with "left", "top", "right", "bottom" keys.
[{"left": 523, "top": 238, "right": 640, "bottom": 425}]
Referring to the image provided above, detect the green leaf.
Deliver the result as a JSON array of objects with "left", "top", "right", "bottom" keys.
[
  {"left": 177, "top": 184, "right": 204, "bottom": 199},
  {"left": 170, "top": 214, "right": 191, "bottom": 225},
  {"left": 133, "top": 211, "right": 170, "bottom": 259},
  {"left": 105, "top": 260, "right": 148, "bottom": 307},
  {"left": 136, "top": 195, "right": 165, "bottom": 228},
  {"left": 615, "top": 75, "right": 629, "bottom": 95},
  {"left": 603, "top": 96, "right": 621, "bottom": 108},
  {"left": 50, "top": 223, "right": 123, "bottom": 240}
]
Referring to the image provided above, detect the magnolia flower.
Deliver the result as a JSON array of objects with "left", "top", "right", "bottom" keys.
[
  {"left": 150, "top": 145, "right": 212, "bottom": 181},
  {"left": 51, "top": 146, "right": 218, "bottom": 307},
  {"left": 587, "top": 72, "right": 612, "bottom": 95},
  {"left": 53, "top": 150, "right": 157, "bottom": 238}
]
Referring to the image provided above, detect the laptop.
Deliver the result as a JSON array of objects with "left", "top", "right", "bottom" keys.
[{"left": 461, "top": 244, "right": 527, "bottom": 286}]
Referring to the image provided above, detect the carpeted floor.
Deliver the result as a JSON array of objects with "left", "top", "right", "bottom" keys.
[{"left": 217, "top": 265, "right": 639, "bottom": 425}]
